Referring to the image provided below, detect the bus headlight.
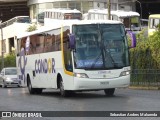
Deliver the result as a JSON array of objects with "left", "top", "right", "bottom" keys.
[
  {"left": 74, "top": 73, "right": 89, "bottom": 78},
  {"left": 120, "top": 70, "right": 130, "bottom": 77}
]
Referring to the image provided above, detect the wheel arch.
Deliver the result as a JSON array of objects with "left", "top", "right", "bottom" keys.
[
  {"left": 57, "top": 73, "right": 62, "bottom": 89},
  {"left": 26, "top": 73, "right": 30, "bottom": 87}
]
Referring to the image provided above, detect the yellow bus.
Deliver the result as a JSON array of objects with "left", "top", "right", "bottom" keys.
[{"left": 148, "top": 14, "right": 160, "bottom": 36}]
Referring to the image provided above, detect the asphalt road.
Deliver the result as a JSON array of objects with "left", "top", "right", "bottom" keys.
[{"left": 0, "top": 87, "right": 160, "bottom": 120}]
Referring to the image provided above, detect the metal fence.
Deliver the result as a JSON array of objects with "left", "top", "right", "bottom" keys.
[{"left": 130, "top": 69, "right": 160, "bottom": 87}]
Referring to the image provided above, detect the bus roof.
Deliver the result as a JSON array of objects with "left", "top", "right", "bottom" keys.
[
  {"left": 111, "top": 10, "right": 140, "bottom": 17},
  {"left": 88, "top": 9, "right": 108, "bottom": 14},
  {"left": 88, "top": 9, "right": 140, "bottom": 17},
  {"left": 1, "top": 16, "right": 30, "bottom": 23},
  {"left": 149, "top": 14, "right": 160, "bottom": 18},
  {"left": 17, "top": 20, "right": 123, "bottom": 39},
  {"left": 44, "top": 8, "right": 81, "bottom": 14}
]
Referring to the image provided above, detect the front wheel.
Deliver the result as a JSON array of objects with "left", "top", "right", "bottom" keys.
[
  {"left": 59, "top": 77, "right": 70, "bottom": 97},
  {"left": 104, "top": 88, "right": 115, "bottom": 96},
  {"left": 2, "top": 81, "right": 7, "bottom": 88}
]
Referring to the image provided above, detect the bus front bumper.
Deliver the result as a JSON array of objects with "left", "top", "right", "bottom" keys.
[{"left": 72, "top": 75, "right": 130, "bottom": 91}]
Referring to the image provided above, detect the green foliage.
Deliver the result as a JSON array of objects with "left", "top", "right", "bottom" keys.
[
  {"left": 0, "top": 53, "right": 16, "bottom": 71},
  {"left": 26, "top": 24, "right": 37, "bottom": 32},
  {"left": 129, "top": 26, "right": 160, "bottom": 86},
  {"left": 129, "top": 27, "right": 160, "bottom": 70}
]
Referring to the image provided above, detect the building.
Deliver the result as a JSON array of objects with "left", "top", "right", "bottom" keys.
[
  {"left": 27, "top": 0, "right": 136, "bottom": 20},
  {"left": 0, "top": 0, "right": 29, "bottom": 22},
  {"left": 0, "top": 0, "right": 136, "bottom": 56},
  {"left": 1, "top": 0, "right": 160, "bottom": 56}
]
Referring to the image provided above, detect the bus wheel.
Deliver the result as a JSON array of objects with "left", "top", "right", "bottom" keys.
[
  {"left": 104, "top": 88, "right": 115, "bottom": 96},
  {"left": 2, "top": 81, "right": 7, "bottom": 88},
  {"left": 59, "top": 77, "right": 68, "bottom": 97},
  {"left": 27, "top": 77, "right": 35, "bottom": 94}
]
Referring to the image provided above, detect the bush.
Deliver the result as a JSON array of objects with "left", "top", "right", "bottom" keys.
[
  {"left": 0, "top": 53, "right": 16, "bottom": 71},
  {"left": 129, "top": 26, "right": 160, "bottom": 86},
  {"left": 129, "top": 27, "right": 160, "bottom": 70},
  {"left": 26, "top": 24, "right": 37, "bottom": 32}
]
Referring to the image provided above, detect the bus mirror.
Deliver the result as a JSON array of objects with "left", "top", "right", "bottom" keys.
[
  {"left": 69, "top": 34, "right": 76, "bottom": 49},
  {"left": 127, "top": 31, "right": 136, "bottom": 48}
]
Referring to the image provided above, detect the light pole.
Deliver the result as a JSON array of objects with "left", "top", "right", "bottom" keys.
[
  {"left": 107, "top": 0, "right": 111, "bottom": 20},
  {"left": 135, "top": 0, "right": 142, "bottom": 19},
  {"left": 0, "top": 20, "right": 4, "bottom": 70}
]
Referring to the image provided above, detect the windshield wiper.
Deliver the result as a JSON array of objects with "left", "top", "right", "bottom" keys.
[
  {"left": 89, "top": 52, "right": 102, "bottom": 69},
  {"left": 103, "top": 44, "right": 119, "bottom": 68}
]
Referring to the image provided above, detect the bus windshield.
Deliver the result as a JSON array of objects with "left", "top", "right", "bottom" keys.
[
  {"left": 122, "top": 16, "right": 141, "bottom": 31},
  {"left": 16, "top": 17, "right": 31, "bottom": 23},
  {"left": 64, "top": 13, "right": 82, "bottom": 20},
  {"left": 73, "top": 24, "right": 129, "bottom": 70}
]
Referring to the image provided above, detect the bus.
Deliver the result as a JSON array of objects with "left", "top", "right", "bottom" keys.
[
  {"left": 0, "top": 16, "right": 31, "bottom": 55},
  {"left": 85, "top": 9, "right": 141, "bottom": 32},
  {"left": 1, "top": 16, "right": 31, "bottom": 28},
  {"left": 16, "top": 20, "right": 136, "bottom": 97},
  {"left": 37, "top": 8, "right": 82, "bottom": 25},
  {"left": 148, "top": 14, "right": 160, "bottom": 36}
]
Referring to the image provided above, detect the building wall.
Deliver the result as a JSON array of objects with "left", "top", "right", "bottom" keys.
[{"left": 27, "top": 0, "right": 135, "bottom": 20}]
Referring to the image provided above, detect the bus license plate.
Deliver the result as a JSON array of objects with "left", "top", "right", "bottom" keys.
[{"left": 100, "top": 82, "right": 109, "bottom": 85}]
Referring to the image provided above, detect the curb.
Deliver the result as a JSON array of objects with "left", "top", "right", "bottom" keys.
[{"left": 129, "top": 86, "right": 160, "bottom": 90}]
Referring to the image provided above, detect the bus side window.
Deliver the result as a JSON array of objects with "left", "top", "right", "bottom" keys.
[
  {"left": 29, "top": 35, "right": 37, "bottom": 55},
  {"left": 21, "top": 38, "right": 26, "bottom": 51},
  {"left": 44, "top": 35, "right": 53, "bottom": 52},
  {"left": 55, "top": 34, "right": 61, "bottom": 51},
  {"left": 63, "top": 29, "right": 72, "bottom": 72}
]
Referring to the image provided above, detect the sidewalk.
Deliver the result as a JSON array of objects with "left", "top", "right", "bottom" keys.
[{"left": 129, "top": 86, "right": 160, "bottom": 90}]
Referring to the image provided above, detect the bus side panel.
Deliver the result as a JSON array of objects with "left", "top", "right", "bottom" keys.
[{"left": 29, "top": 52, "right": 62, "bottom": 88}]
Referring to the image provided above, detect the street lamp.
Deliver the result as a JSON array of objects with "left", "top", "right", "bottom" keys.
[
  {"left": 135, "top": 0, "right": 142, "bottom": 19},
  {"left": 0, "top": 20, "right": 4, "bottom": 70}
]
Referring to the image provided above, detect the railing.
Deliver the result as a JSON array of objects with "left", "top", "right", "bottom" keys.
[{"left": 131, "top": 69, "right": 160, "bottom": 87}]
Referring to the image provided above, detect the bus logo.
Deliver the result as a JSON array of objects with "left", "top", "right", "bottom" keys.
[
  {"left": 18, "top": 48, "right": 27, "bottom": 84},
  {"left": 35, "top": 58, "right": 56, "bottom": 74}
]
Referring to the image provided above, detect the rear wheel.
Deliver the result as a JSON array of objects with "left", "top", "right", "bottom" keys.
[
  {"left": 27, "top": 77, "right": 43, "bottom": 94},
  {"left": 27, "top": 77, "right": 36, "bottom": 94},
  {"left": 104, "top": 88, "right": 115, "bottom": 96}
]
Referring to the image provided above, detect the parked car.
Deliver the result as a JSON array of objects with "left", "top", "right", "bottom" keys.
[{"left": 0, "top": 67, "right": 21, "bottom": 88}]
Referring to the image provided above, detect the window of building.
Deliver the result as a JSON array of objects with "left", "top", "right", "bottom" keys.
[
  {"left": 53, "top": 2, "right": 60, "bottom": 8},
  {"left": 82, "top": 1, "right": 89, "bottom": 13},
  {"left": 60, "top": 2, "right": 67, "bottom": 8}
]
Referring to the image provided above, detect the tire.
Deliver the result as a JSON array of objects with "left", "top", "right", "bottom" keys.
[
  {"left": 104, "top": 88, "right": 115, "bottom": 96},
  {"left": 27, "top": 77, "right": 36, "bottom": 94},
  {"left": 59, "top": 77, "right": 69, "bottom": 97},
  {"left": 2, "top": 81, "right": 7, "bottom": 88}
]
